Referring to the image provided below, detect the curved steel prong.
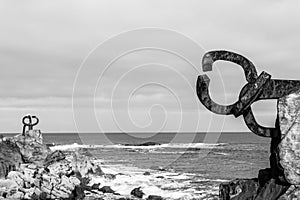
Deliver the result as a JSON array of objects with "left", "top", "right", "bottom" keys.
[
  {"left": 22, "top": 115, "right": 32, "bottom": 135},
  {"left": 31, "top": 116, "right": 39, "bottom": 126},
  {"left": 242, "top": 107, "right": 280, "bottom": 138},
  {"left": 197, "top": 74, "right": 236, "bottom": 115},
  {"left": 202, "top": 50, "right": 258, "bottom": 83},
  {"left": 22, "top": 115, "right": 39, "bottom": 135},
  {"left": 232, "top": 71, "right": 272, "bottom": 117},
  {"left": 22, "top": 115, "right": 32, "bottom": 125}
]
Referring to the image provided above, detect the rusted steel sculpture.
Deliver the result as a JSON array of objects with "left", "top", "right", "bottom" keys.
[
  {"left": 22, "top": 115, "right": 39, "bottom": 135},
  {"left": 197, "top": 50, "right": 300, "bottom": 199},
  {"left": 197, "top": 50, "right": 300, "bottom": 138}
]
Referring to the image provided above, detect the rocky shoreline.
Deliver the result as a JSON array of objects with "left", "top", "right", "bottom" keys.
[
  {"left": 0, "top": 130, "right": 167, "bottom": 200},
  {"left": 219, "top": 90, "right": 300, "bottom": 200}
]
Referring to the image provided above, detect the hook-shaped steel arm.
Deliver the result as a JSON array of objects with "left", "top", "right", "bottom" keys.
[
  {"left": 242, "top": 107, "right": 280, "bottom": 137},
  {"left": 202, "top": 50, "right": 258, "bottom": 83},
  {"left": 197, "top": 50, "right": 264, "bottom": 116},
  {"left": 196, "top": 74, "right": 236, "bottom": 115},
  {"left": 197, "top": 50, "right": 300, "bottom": 138},
  {"left": 31, "top": 116, "right": 39, "bottom": 126}
]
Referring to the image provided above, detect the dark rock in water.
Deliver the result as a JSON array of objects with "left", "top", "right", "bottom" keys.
[
  {"left": 156, "top": 176, "right": 164, "bottom": 179},
  {"left": 91, "top": 183, "right": 101, "bottom": 190},
  {"left": 255, "top": 179, "right": 289, "bottom": 200},
  {"left": 99, "top": 186, "right": 115, "bottom": 194},
  {"left": 146, "top": 195, "right": 163, "bottom": 200},
  {"left": 45, "top": 143, "right": 56, "bottom": 147},
  {"left": 123, "top": 142, "right": 160, "bottom": 146},
  {"left": 131, "top": 187, "right": 144, "bottom": 198},
  {"left": 143, "top": 171, "right": 151, "bottom": 176},
  {"left": 219, "top": 178, "right": 259, "bottom": 200},
  {"left": 104, "top": 173, "right": 116, "bottom": 179},
  {"left": 258, "top": 168, "right": 272, "bottom": 187},
  {"left": 150, "top": 166, "right": 166, "bottom": 171},
  {"left": 220, "top": 177, "right": 290, "bottom": 200}
]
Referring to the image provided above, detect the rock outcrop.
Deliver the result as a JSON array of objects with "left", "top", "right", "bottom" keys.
[
  {"left": 0, "top": 130, "right": 167, "bottom": 200},
  {"left": 278, "top": 91, "right": 300, "bottom": 185},
  {"left": 220, "top": 89, "right": 300, "bottom": 200},
  {"left": 0, "top": 130, "right": 116, "bottom": 199}
]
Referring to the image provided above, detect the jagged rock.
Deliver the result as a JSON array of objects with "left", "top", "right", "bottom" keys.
[
  {"left": 131, "top": 187, "right": 144, "bottom": 198},
  {"left": 46, "top": 159, "right": 73, "bottom": 177},
  {"left": 0, "top": 130, "right": 109, "bottom": 199},
  {"left": 0, "top": 140, "right": 23, "bottom": 178},
  {"left": 10, "top": 130, "right": 51, "bottom": 166},
  {"left": 278, "top": 185, "right": 300, "bottom": 200},
  {"left": 72, "top": 152, "right": 104, "bottom": 177},
  {"left": 0, "top": 179, "right": 20, "bottom": 199},
  {"left": 219, "top": 178, "right": 259, "bottom": 200},
  {"left": 255, "top": 179, "right": 289, "bottom": 200},
  {"left": 278, "top": 90, "right": 300, "bottom": 185},
  {"left": 6, "top": 171, "right": 24, "bottom": 188},
  {"left": 44, "top": 150, "right": 66, "bottom": 166}
]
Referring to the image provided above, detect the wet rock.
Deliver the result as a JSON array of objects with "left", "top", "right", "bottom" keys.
[
  {"left": 143, "top": 171, "right": 151, "bottom": 176},
  {"left": 278, "top": 90, "right": 300, "bottom": 185},
  {"left": 103, "top": 174, "right": 116, "bottom": 179},
  {"left": 123, "top": 142, "right": 160, "bottom": 146},
  {"left": 255, "top": 179, "right": 289, "bottom": 200},
  {"left": 131, "top": 187, "right": 144, "bottom": 198},
  {"left": 99, "top": 186, "right": 115, "bottom": 194},
  {"left": 219, "top": 178, "right": 259, "bottom": 200},
  {"left": 146, "top": 195, "right": 163, "bottom": 200},
  {"left": 258, "top": 168, "right": 272, "bottom": 188}
]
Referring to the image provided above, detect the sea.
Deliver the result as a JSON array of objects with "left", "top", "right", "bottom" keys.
[{"left": 4, "top": 132, "right": 271, "bottom": 199}]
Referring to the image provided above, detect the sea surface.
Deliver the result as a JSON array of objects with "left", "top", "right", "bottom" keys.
[{"left": 3, "top": 132, "right": 271, "bottom": 199}]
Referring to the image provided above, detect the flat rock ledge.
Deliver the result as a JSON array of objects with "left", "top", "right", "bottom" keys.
[{"left": 0, "top": 130, "right": 155, "bottom": 200}]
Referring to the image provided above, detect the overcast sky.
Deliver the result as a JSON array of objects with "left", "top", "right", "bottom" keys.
[{"left": 0, "top": 0, "right": 299, "bottom": 133}]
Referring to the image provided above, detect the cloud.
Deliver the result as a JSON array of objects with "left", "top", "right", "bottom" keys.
[{"left": 0, "top": 0, "right": 299, "bottom": 132}]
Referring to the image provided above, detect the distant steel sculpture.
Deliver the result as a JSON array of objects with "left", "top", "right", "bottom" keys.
[
  {"left": 196, "top": 50, "right": 300, "bottom": 138},
  {"left": 22, "top": 115, "right": 39, "bottom": 135}
]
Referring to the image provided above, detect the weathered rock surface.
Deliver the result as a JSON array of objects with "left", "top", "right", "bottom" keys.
[
  {"left": 0, "top": 130, "right": 117, "bottom": 199},
  {"left": 10, "top": 129, "right": 52, "bottom": 165},
  {"left": 220, "top": 89, "right": 300, "bottom": 200},
  {"left": 0, "top": 140, "right": 23, "bottom": 178},
  {"left": 278, "top": 90, "right": 300, "bottom": 185},
  {"left": 278, "top": 185, "right": 300, "bottom": 200},
  {"left": 0, "top": 130, "right": 167, "bottom": 200},
  {"left": 219, "top": 176, "right": 289, "bottom": 200},
  {"left": 130, "top": 187, "right": 144, "bottom": 198},
  {"left": 219, "top": 178, "right": 259, "bottom": 200}
]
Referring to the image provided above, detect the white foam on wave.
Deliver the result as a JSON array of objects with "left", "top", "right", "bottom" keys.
[
  {"left": 88, "top": 160, "right": 219, "bottom": 200},
  {"left": 50, "top": 142, "right": 227, "bottom": 151}
]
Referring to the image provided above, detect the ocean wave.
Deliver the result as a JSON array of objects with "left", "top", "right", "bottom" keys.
[
  {"left": 50, "top": 142, "right": 228, "bottom": 151},
  {"left": 88, "top": 162, "right": 220, "bottom": 199}
]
